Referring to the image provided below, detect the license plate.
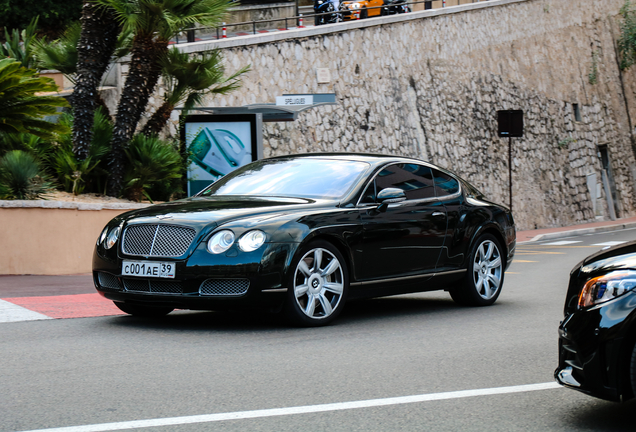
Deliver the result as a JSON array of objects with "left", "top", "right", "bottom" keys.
[{"left": 122, "top": 261, "right": 176, "bottom": 278}]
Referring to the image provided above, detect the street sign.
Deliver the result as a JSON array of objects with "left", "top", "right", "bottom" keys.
[{"left": 276, "top": 95, "right": 314, "bottom": 106}]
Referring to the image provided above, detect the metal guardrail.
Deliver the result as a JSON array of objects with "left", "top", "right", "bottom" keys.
[{"left": 174, "top": 0, "right": 490, "bottom": 43}]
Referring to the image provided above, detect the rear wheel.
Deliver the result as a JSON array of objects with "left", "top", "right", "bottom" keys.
[
  {"left": 114, "top": 302, "right": 174, "bottom": 317},
  {"left": 450, "top": 234, "right": 504, "bottom": 306},
  {"left": 284, "top": 240, "right": 348, "bottom": 326}
]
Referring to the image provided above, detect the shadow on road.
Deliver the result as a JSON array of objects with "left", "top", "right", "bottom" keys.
[
  {"left": 98, "top": 292, "right": 468, "bottom": 332},
  {"left": 560, "top": 397, "right": 636, "bottom": 431}
]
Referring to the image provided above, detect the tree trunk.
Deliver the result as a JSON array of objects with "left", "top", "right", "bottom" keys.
[
  {"left": 107, "top": 34, "right": 167, "bottom": 197},
  {"left": 141, "top": 101, "right": 175, "bottom": 137},
  {"left": 72, "top": 1, "right": 119, "bottom": 160}
]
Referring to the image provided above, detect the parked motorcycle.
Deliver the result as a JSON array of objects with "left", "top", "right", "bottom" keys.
[
  {"left": 314, "top": 0, "right": 341, "bottom": 25},
  {"left": 382, "top": 0, "right": 410, "bottom": 15}
]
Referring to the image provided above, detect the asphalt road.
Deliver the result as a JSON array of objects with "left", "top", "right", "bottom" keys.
[{"left": 3, "top": 228, "right": 636, "bottom": 432}]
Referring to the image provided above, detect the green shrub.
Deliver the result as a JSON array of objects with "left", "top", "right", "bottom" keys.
[
  {"left": 123, "top": 134, "right": 183, "bottom": 202},
  {"left": 49, "top": 110, "right": 112, "bottom": 195},
  {"left": 0, "top": 150, "right": 53, "bottom": 199}
]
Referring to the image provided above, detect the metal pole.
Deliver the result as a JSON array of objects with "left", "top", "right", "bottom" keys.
[{"left": 509, "top": 136, "right": 512, "bottom": 211}]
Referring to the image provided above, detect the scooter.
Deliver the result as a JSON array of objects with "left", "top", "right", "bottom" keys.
[
  {"left": 314, "top": 0, "right": 341, "bottom": 25},
  {"left": 382, "top": 0, "right": 410, "bottom": 15}
]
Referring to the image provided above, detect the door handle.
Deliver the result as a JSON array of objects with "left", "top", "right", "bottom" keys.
[{"left": 432, "top": 212, "right": 445, "bottom": 217}]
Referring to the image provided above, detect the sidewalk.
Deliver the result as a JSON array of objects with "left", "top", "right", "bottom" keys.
[{"left": 516, "top": 216, "right": 636, "bottom": 243}]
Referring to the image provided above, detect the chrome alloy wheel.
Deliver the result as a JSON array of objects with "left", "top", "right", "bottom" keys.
[
  {"left": 293, "top": 247, "right": 345, "bottom": 319},
  {"left": 472, "top": 240, "right": 503, "bottom": 300}
]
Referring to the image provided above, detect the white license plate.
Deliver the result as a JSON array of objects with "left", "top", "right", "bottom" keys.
[{"left": 122, "top": 261, "right": 176, "bottom": 279}]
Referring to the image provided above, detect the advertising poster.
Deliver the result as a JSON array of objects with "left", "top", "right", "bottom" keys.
[{"left": 182, "top": 115, "right": 259, "bottom": 196}]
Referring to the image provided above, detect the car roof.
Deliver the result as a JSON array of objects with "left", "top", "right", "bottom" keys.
[{"left": 267, "top": 152, "right": 434, "bottom": 169}]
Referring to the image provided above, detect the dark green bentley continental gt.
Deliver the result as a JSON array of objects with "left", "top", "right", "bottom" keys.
[{"left": 93, "top": 153, "right": 516, "bottom": 326}]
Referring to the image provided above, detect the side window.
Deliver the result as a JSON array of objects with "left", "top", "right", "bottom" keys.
[
  {"left": 432, "top": 169, "right": 459, "bottom": 197},
  {"left": 359, "top": 180, "right": 376, "bottom": 204},
  {"left": 375, "top": 163, "right": 436, "bottom": 200}
]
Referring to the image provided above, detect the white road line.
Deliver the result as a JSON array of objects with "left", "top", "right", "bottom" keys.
[
  {"left": 0, "top": 299, "right": 51, "bottom": 323},
  {"left": 542, "top": 240, "right": 582, "bottom": 246},
  {"left": 593, "top": 241, "right": 627, "bottom": 247},
  {"left": 21, "top": 382, "right": 561, "bottom": 432}
]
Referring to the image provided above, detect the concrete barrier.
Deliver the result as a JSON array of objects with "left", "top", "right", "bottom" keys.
[{"left": 0, "top": 201, "right": 149, "bottom": 275}]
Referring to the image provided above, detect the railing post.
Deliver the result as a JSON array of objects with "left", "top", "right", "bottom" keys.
[
  {"left": 253, "top": 21, "right": 256, "bottom": 34},
  {"left": 222, "top": 22, "right": 227, "bottom": 38},
  {"left": 298, "top": 14, "right": 304, "bottom": 28}
]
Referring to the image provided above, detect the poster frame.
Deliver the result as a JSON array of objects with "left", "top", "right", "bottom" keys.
[{"left": 180, "top": 113, "right": 263, "bottom": 196}]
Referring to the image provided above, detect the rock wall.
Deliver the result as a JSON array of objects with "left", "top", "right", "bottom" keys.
[{"left": 150, "top": 0, "right": 636, "bottom": 230}]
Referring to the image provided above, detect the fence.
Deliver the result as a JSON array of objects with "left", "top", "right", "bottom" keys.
[{"left": 174, "top": 0, "right": 490, "bottom": 43}]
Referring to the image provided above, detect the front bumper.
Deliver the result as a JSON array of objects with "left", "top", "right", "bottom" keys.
[
  {"left": 93, "top": 242, "right": 296, "bottom": 311},
  {"left": 554, "top": 292, "right": 636, "bottom": 401}
]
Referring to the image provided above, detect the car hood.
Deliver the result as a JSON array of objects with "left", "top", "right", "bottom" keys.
[
  {"left": 116, "top": 195, "right": 332, "bottom": 230},
  {"left": 579, "top": 240, "right": 636, "bottom": 275}
]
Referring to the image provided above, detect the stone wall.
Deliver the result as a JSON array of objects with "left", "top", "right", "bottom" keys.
[{"left": 148, "top": 0, "right": 636, "bottom": 231}]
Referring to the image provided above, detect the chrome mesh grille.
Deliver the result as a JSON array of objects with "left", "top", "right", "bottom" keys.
[
  {"left": 98, "top": 272, "right": 120, "bottom": 290},
  {"left": 123, "top": 279, "right": 183, "bottom": 294},
  {"left": 123, "top": 224, "right": 196, "bottom": 257},
  {"left": 199, "top": 279, "right": 249, "bottom": 296}
]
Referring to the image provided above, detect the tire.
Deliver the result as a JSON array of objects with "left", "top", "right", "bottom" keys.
[
  {"left": 315, "top": 15, "right": 321, "bottom": 26},
  {"left": 114, "top": 302, "right": 174, "bottom": 317},
  {"left": 450, "top": 234, "right": 504, "bottom": 306},
  {"left": 360, "top": 7, "right": 368, "bottom": 19},
  {"left": 284, "top": 240, "right": 348, "bottom": 326}
]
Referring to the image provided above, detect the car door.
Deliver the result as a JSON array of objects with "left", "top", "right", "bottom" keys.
[{"left": 356, "top": 163, "right": 448, "bottom": 281}]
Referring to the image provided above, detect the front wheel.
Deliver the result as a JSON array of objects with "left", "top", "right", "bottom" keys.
[
  {"left": 360, "top": 7, "right": 368, "bottom": 19},
  {"left": 284, "top": 240, "right": 348, "bottom": 326},
  {"left": 450, "top": 234, "right": 504, "bottom": 306},
  {"left": 114, "top": 302, "right": 174, "bottom": 317}
]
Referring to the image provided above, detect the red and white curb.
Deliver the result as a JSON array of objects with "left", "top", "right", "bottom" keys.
[
  {"left": 0, "top": 299, "right": 51, "bottom": 323},
  {"left": 0, "top": 294, "right": 124, "bottom": 323}
]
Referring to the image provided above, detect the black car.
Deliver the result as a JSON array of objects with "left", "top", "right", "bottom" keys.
[
  {"left": 556, "top": 240, "right": 636, "bottom": 401},
  {"left": 93, "top": 153, "right": 516, "bottom": 326}
]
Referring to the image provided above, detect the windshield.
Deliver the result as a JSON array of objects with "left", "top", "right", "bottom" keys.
[{"left": 198, "top": 158, "right": 370, "bottom": 199}]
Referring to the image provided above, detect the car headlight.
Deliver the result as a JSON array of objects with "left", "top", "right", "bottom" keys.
[
  {"left": 104, "top": 226, "right": 121, "bottom": 250},
  {"left": 578, "top": 270, "right": 636, "bottom": 308},
  {"left": 97, "top": 226, "right": 109, "bottom": 246},
  {"left": 208, "top": 230, "right": 235, "bottom": 254},
  {"left": 238, "top": 230, "right": 266, "bottom": 252}
]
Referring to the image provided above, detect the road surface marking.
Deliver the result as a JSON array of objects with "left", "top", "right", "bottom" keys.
[
  {"left": 515, "top": 251, "right": 565, "bottom": 255},
  {"left": 20, "top": 382, "right": 561, "bottom": 432},
  {"left": 1, "top": 294, "right": 124, "bottom": 322},
  {"left": 0, "top": 299, "right": 51, "bottom": 323},
  {"left": 593, "top": 241, "right": 626, "bottom": 247},
  {"left": 542, "top": 240, "right": 582, "bottom": 246},
  {"left": 512, "top": 260, "right": 537, "bottom": 263}
]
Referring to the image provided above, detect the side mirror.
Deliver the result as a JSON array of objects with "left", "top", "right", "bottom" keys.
[{"left": 376, "top": 188, "right": 406, "bottom": 212}]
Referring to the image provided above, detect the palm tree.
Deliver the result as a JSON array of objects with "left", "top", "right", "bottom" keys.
[
  {"left": 72, "top": 1, "right": 122, "bottom": 161},
  {"left": 33, "top": 22, "right": 82, "bottom": 79},
  {"left": 94, "top": 0, "right": 230, "bottom": 197},
  {"left": 142, "top": 48, "right": 249, "bottom": 137},
  {"left": 34, "top": 20, "right": 132, "bottom": 119},
  {"left": 0, "top": 58, "right": 69, "bottom": 143}
]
